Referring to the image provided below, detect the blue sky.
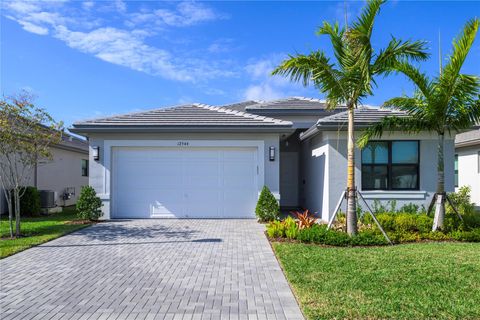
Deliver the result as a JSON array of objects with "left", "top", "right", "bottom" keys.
[{"left": 1, "top": 1, "right": 479, "bottom": 128}]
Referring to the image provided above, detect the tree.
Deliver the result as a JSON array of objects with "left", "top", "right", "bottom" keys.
[
  {"left": 358, "top": 18, "right": 480, "bottom": 231},
  {"left": 272, "top": 0, "right": 428, "bottom": 235},
  {"left": 0, "top": 92, "right": 62, "bottom": 237}
]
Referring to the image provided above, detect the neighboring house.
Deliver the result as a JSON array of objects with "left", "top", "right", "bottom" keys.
[
  {"left": 71, "top": 97, "right": 455, "bottom": 221},
  {"left": 0, "top": 132, "right": 89, "bottom": 214},
  {"left": 455, "top": 129, "right": 480, "bottom": 208}
]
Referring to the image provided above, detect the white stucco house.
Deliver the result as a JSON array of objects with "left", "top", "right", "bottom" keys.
[
  {"left": 71, "top": 97, "right": 455, "bottom": 221},
  {"left": 455, "top": 129, "right": 480, "bottom": 208},
  {"left": 0, "top": 132, "right": 89, "bottom": 214}
]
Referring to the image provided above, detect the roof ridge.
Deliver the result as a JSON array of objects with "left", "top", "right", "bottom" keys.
[{"left": 196, "top": 104, "right": 292, "bottom": 125}]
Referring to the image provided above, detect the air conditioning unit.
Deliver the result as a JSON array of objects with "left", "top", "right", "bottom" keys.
[{"left": 40, "top": 190, "right": 56, "bottom": 208}]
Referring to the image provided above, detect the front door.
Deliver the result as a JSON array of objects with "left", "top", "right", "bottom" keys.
[{"left": 280, "top": 152, "right": 299, "bottom": 207}]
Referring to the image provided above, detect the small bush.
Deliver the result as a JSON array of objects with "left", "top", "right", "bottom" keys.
[
  {"left": 255, "top": 186, "right": 279, "bottom": 222},
  {"left": 351, "top": 231, "right": 389, "bottom": 246},
  {"left": 447, "top": 186, "right": 475, "bottom": 216},
  {"left": 451, "top": 229, "right": 480, "bottom": 242},
  {"left": 266, "top": 220, "right": 285, "bottom": 238},
  {"left": 283, "top": 217, "right": 299, "bottom": 239},
  {"left": 398, "top": 203, "right": 420, "bottom": 214},
  {"left": 76, "top": 186, "right": 102, "bottom": 221},
  {"left": 12, "top": 186, "right": 41, "bottom": 216}
]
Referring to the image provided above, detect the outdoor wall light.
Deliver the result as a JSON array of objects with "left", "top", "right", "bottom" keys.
[
  {"left": 269, "top": 146, "right": 275, "bottom": 161},
  {"left": 92, "top": 146, "right": 100, "bottom": 161}
]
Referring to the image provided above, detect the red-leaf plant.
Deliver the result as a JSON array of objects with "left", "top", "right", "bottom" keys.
[{"left": 291, "top": 209, "right": 318, "bottom": 229}]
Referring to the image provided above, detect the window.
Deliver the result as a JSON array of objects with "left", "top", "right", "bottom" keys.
[
  {"left": 454, "top": 154, "right": 458, "bottom": 187},
  {"left": 81, "top": 159, "right": 89, "bottom": 177},
  {"left": 362, "top": 141, "right": 419, "bottom": 190}
]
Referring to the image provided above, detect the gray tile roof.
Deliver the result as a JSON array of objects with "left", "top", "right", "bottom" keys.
[
  {"left": 245, "top": 97, "right": 345, "bottom": 111},
  {"left": 221, "top": 100, "right": 260, "bottom": 112},
  {"left": 57, "top": 132, "right": 88, "bottom": 153},
  {"left": 455, "top": 129, "right": 480, "bottom": 147},
  {"left": 72, "top": 104, "right": 292, "bottom": 132},
  {"left": 301, "top": 106, "right": 409, "bottom": 140}
]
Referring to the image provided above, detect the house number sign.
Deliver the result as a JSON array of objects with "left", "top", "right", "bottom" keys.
[{"left": 177, "top": 141, "right": 189, "bottom": 146}]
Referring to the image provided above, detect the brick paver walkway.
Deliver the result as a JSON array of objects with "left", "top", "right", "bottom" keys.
[{"left": 0, "top": 220, "right": 304, "bottom": 320}]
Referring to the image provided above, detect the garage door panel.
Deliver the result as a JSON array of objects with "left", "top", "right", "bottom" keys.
[{"left": 112, "top": 146, "right": 258, "bottom": 218}]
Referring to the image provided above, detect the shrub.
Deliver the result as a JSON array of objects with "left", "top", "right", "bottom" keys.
[
  {"left": 395, "top": 213, "right": 421, "bottom": 232},
  {"left": 12, "top": 186, "right": 41, "bottom": 216},
  {"left": 291, "top": 209, "right": 317, "bottom": 229},
  {"left": 351, "top": 230, "right": 389, "bottom": 246},
  {"left": 374, "top": 213, "right": 396, "bottom": 231},
  {"left": 398, "top": 203, "right": 420, "bottom": 214},
  {"left": 447, "top": 186, "right": 475, "bottom": 216},
  {"left": 76, "top": 186, "right": 102, "bottom": 221},
  {"left": 297, "top": 224, "right": 328, "bottom": 243},
  {"left": 255, "top": 186, "right": 279, "bottom": 222},
  {"left": 283, "top": 217, "right": 299, "bottom": 239},
  {"left": 450, "top": 229, "right": 480, "bottom": 242},
  {"left": 267, "top": 220, "right": 285, "bottom": 238}
]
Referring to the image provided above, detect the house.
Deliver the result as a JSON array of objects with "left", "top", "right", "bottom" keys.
[
  {"left": 0, "top": 132, "right": 89, "bottom": 214},
  {"left": 455, "top": 129, "right": 480, "bottom": 208},
  {"left": 70, "top": 97, "right": 455, "bottom": 221}
]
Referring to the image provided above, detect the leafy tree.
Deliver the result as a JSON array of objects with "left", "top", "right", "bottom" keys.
[
  {"left": 272, "top": 0, "right": 428, "bottom": 235},
  {"left": 0, "top": 92, "right": 62, "bottom": 237},
  {"left": 358, "top": 18, "right": 480, "bottom": 231},
  {"left": 76, "top": 186, "right": 103, "bottom": 221}
]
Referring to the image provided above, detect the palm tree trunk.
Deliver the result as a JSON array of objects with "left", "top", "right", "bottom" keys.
[
  {"left": 433, "top": 133, "right": 445, "bottom": 231},
  {"left": 346, "top": 104, "right": 358, "bottom": 235}
]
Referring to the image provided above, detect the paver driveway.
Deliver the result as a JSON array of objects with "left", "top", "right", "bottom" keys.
[{"left": 0, "top": 220, "right": 304, "bottom": 320}]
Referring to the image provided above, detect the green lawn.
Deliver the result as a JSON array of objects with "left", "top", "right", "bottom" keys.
[
  {"left": 0, "top": 207, "right": 92, "bottom": 259},
  {"left": 272, "top": 242, "right": 480, "bottom": 320}
]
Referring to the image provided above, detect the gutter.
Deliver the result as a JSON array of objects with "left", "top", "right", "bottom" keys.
[
  {"left": 455, "top": 139, "right": 480, "bottom": 148},
  {"left": 70, "top": 125, "right": 295, "bottom": 135}
]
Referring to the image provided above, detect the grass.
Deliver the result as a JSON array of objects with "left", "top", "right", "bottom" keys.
[
  {"left": 0, "top": 207, "right": 92, "bottom": 259},
  {"left": 272, "top": 242, "right": 480, "bottom": 320}
]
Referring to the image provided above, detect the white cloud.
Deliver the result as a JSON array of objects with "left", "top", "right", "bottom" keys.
[
  {"left": 244, "top": 83, "right": 283, "bottom": 101},
  {"left": 155, "top": 2, "right": 225, "bottom": 27},
  {"left": 55, "top": 26, "right": 192, "bottom": 81},
  {"left": 208, "top": 38, "right": 235, "bottom": 53},
  {"left": 242, "top": 55, "right": 314, "bottom": 101},
  {"left": 82, "top": 1, "right": 95, "bottom": 11},
  {"left": 2, "top": 1, "right": 236, "bottom": 82},
  {"left": 16, "top": 19, "right": 49, "bottom": 35},
  {"left": 114, "top": 0, "right": 126, "bottom": 14}
]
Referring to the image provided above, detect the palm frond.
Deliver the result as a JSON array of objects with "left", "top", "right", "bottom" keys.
[
  {"left": 439, "top": 18, "right": 479, "bottom": 100},
  {"left": 388, "top": 61, "right": 433, "bottom": 99},
  {"left": 373, "top": 38, "right": 429, "bottom": 75},
  {"left": 350, "top": 0, "right": 385, "bottom": 39},
  {"left": 382, "top": 96, "right": 427, "bottom": 115},
  {"left": 272, "top": 51, "right": 348, "bottom": 99},
  {"left": 317, "top": 21, "right": 346, "bottom": 67},
  {"left": 357, "top": 116, "right": 430, "bottom": 148}
]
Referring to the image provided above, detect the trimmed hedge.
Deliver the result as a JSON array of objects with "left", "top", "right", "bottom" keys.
[{"left": 267, "top": 213, "right": 480, "bottom": 246}]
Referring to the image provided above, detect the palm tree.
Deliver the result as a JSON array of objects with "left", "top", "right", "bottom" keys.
[
  {"left": 358, "top": 18, "right": 480, "bottom": 231},
  {"left": 272, "top": 0, "right": 428, "bottom": 235}
]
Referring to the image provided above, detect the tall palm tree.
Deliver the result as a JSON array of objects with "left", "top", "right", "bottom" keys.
[
  {"left": 358, "top": 18, "right": 480, "bottom": 231},
  {"left": 272, "top": 0, "right": 428, "bottom": 235}
]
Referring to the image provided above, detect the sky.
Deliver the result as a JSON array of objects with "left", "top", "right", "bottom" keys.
[{"left": 1, "top": 0, "right": 479, "bottom": 128}]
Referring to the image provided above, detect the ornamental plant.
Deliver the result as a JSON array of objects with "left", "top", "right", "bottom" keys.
[
  {"left": 255, "top": 186, "right": 279, "bottom": 222},
  {"left": 76, "top": 186, "right": 102, "bottom": 221}
]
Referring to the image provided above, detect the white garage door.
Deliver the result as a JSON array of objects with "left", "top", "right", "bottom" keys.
[{"left": 112, "top": 147, "right": 258, "bottom": 218}]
